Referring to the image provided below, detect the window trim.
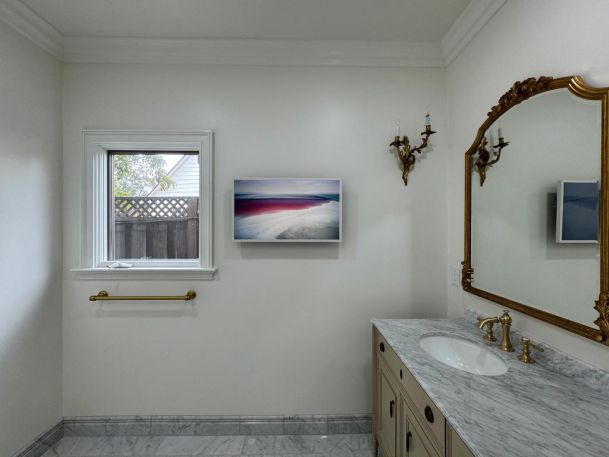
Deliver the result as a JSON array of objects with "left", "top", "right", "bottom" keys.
[{"left": 73, "top": 130, "right": 215, "bottom": 280}]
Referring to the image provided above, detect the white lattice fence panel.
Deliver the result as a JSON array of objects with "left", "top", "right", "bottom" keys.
[{"left": 115, "top": 197, "right": 197, "bottom": 219}]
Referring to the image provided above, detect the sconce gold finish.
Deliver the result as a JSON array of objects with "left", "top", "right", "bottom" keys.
[
  {"left": 89, "top": 290, "right": 197, "bottom": 301},
  {"left": 390, "top": 121, "right": 436, "bottom": 186},
  {"left": 477, "top": 316, "right": 497, "bottom": 342},
  {"left": 518, "top": 338, "right": 544, "bottom": 364},
  {"left": 474, "top": 135, "right": 509, "bottom": 186}
]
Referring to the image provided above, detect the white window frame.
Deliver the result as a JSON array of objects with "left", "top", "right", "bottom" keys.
[{"left": 73, "top": 130, "right": 215, "bottom": 280}]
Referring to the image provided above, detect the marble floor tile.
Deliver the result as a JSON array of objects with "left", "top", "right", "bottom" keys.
[
  {"left": 298, "top": 435, "right": 347, "bottom": 453},
  {"left": 273, "top": 435, "right": 309, "bottom": 454},
  {"left": 334, "top": 435, "right": 374, "bottom": 451},
  {"left": 60, "top": 436, "right": 115, "bottom": 456},
  {"left": 201, "top": 435, "right": 246, "bottom": 455},
  {"left": 242, "top": 436, "right": 277, "bottom": 454},
  {"left": 155, "top": 436, "right": 216, "bottom": 456},
  {"left": 352, "top": 450, "right": 375, "bottom": 457},
  {"left": 111, "top": 436, "right": 165, "bottom": 456},
  {"left": 40, "top": 433, "right": 373, "bottom": 457}
]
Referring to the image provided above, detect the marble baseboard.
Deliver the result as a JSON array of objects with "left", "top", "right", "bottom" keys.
[
  {"left": 12, "top": 420, "right": 64, "bottom": 457},
  {"left": 62, "top": 415, "right": 371, "bottom": 437}
]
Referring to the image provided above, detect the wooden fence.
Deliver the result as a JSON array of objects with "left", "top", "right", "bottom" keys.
[{"left": 112, "top": 197, "right": 199, "bottom": 260}]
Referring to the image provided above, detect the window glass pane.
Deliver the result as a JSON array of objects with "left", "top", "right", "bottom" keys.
[{"left": 110, "top": 152, "right": 200, "bottom": 260}]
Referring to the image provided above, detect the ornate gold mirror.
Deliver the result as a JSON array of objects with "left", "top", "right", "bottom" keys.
[{"left": 463, "top": 76, "right": 609, "bottom": 343}]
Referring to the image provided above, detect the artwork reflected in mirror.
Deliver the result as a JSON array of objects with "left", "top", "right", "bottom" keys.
[{"left": 556, "top": 180, "right": 599, "bottom": 244}]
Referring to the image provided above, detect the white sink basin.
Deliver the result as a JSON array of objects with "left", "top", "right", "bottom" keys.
[{"left": 419, "top": 335, "right": 508, "bottom": 376}]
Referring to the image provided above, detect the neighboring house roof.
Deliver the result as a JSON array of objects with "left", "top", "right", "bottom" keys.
[{"left": 148, "top": 155, "right": 200, "bottom": 197}]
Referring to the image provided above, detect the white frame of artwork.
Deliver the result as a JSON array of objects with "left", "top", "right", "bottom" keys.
[{"left": 232, "top": 177, "right": 342, "bottom": 243}]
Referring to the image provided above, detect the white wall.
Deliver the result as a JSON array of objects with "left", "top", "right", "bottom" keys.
[
  {"left": 0, "top": 21, "right": 63, "bottom": 456},
  {"left": 62, "top": 64, "right": 448, "bottom": 415},
  {"left": 446, "top": 0, "right": 609, "bottom": 368}
]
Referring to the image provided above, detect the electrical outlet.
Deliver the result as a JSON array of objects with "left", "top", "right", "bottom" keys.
[{"left": 451, "top": 265, "right": 461, "bottom": 287}]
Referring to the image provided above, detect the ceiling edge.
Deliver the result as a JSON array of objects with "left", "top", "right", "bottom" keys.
[
  {"left": 442, "top": 0, "right": 507, "bottom": 66},
  {"left": 0, "top": 0, "right": 63, "bottom": 58}
]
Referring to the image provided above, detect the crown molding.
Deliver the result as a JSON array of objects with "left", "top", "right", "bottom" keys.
[
  {"left": 0, "top": 0, "right": 63, "bottom": 58},
  {"left": 62, "top": 37, "right": 445, "bottom": 67},
  {"left": 0, "top": 0, "right": 501, "bottom": 67},
  {"left": 442, "top": 0, "right": 507, "bottom": 66}
]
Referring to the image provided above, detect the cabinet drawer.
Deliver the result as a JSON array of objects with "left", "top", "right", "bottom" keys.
[
  {"left": 402, "top": 398, "right": 442, "bottom": 457},
  {"left": 377, "top": 333, "right": 406, "bottom": 382},
  {"left": 400, "top": 364, "right": 445, "bottom": 453},
  {"left": 376, "top": 332, "right": 445, "bottom": 453}
]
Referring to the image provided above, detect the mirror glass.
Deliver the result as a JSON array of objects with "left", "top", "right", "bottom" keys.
[{"left": 471, "top": 89, "right": 601, "bottom": 325}]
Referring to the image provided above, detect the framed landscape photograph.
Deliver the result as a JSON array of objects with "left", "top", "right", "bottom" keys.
[{"left": 233, "top": 178, "right": 342, "bottom": 242}]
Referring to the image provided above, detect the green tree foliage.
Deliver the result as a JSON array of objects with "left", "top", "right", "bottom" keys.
[{"left": 113, "top": 154, "right": 175, "bottom": 197}]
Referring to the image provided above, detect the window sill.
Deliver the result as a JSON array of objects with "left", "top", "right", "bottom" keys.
[{"left": 71, "top": 267, "right": 217, "bottom": 281}]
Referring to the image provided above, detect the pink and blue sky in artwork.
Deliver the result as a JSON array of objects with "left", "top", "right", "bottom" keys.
[{"left": 234, "top": 179, "right": 341, "bottom": 240}]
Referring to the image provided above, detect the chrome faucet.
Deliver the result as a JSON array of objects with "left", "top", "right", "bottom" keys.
[{"left": 477, "top": 310, "right": 514, "bottom": 352}]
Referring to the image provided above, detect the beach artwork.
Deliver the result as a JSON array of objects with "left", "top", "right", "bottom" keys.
[{"left": 233, "top": 178, "right": 341, "bottom": 241}]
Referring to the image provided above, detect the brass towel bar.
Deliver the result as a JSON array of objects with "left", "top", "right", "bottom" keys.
[{"left": 89, "top": 290, "right": 197, "bottom": 302}]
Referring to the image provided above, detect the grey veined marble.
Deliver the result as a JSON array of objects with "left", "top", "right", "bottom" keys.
[
  {"left": 463, "top": 307, "right": 609, "bottom": 393},
  {"left": 372, "top": 318, "right": 609, "bottom": 457},
  {"left": 60, "top": 415, "right": 371, "bottom": 438},
  {"left": 39, "top": 434, "right": 374, "bottom": 457}
]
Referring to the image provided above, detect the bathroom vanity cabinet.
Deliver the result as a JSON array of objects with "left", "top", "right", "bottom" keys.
[{"left": 373, "top": 327, "right": 474, "bottom": 457}]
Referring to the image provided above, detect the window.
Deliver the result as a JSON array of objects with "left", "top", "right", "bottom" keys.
[
  {"left": 109, "top": 151, "right": 200, "bottom": 261},
  {"left": 76, "top": 131, "right": 214, "bottom": 279}
]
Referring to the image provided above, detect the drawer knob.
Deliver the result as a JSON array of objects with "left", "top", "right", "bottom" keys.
[
  {"left": 406, "top": 432, "right": 412, "bottom": 452},
  {"left": 424, "top": 405, "right": 434, "bottom": 423},
  {"left": 389, "top": 400, "right": 395, "bottom": 418},
  {"left": 399, "top": 369, "right": 403, "bottom": 379},
  {"left": 379, "top": 342, "right": 385, "bottom": 352}
]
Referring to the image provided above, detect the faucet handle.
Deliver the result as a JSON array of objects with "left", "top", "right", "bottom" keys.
[
  {"left": 499, "top": 310, "right": 512, "bottom": 326},
  {"left": 518, "top": 338, "right": 544, "bottom": 364}
]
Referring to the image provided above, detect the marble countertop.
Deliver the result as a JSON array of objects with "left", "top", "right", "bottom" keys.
[{"left": 371, "top": 318, "right": 609, "bottom": 457}]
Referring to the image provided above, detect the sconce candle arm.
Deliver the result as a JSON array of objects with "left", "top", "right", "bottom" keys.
[
  {"left": 474, "top": 136, "right": 510, "bottom": 186},
  {"left": 389, "top": 123, "right": 437, "bottom": 186}
]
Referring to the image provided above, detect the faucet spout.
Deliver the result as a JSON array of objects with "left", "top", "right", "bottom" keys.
[{"left": 478, "top": 317, "right": 499, "bottom": 329}]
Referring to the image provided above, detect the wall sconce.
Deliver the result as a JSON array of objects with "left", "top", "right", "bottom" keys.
[
  {"left": 475, "top": 127, "right": 509, "bottom": 186},
  {"left": 389, "top": 114, "right": 436, "bottom": 186}
]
